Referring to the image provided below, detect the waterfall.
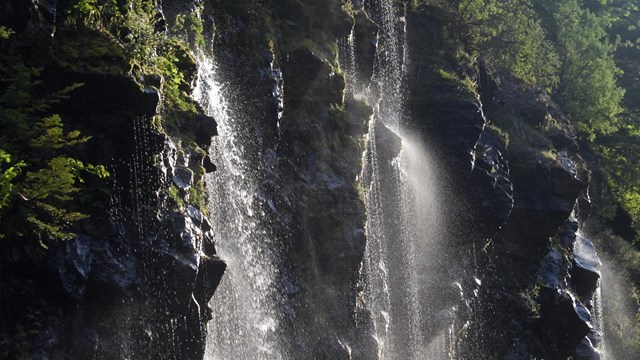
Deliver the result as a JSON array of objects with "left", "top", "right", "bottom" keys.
[
  {"left": 574, "top": 230, "right": 606, "bottom": 359},
  {"left": 597, "top": 256, "right": 637, "bottom": 360},
  {"left": 593, "top": 279, "right": 607, "bottom": 359},
  {"left": 357, "top": 0, "right": 452, "bottom": 358},
  {"left": 339, "top": 26, "right": 359, "bottom": 93},
  {"left": 195, "top": 50, "right": 287, "bottom": 360}
]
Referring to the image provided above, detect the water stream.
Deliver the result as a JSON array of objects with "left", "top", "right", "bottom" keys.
[
  {"left": 357, "top": 0, "right": 452, "bottom": 358},
  {"left": 195, "top": 51, "right": 286, "bottom": 360}
]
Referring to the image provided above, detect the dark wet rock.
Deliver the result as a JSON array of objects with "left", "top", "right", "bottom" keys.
[
  {"left": 559, "top": 217, "right": 579, "bottom": 247},
  {"left": 536, "top": 289, "right": 592, "bottom": 359},
  {"left": 509, "top": 159, "right": 586, "bottom": 243},
  {"left": 54, "top": 232, "right": 140, "bottom": 300},
  {"left": 187, "top": 205, "right": 204, "bottom": 225},
  {"left": 571, "top": 232, "right": 601, "bottom": 300},
  {"left": 574, "top": 337, "right": 601, "bottom": 360},
  {"left": 192, "top": 114, "right": 218, "bottom": 148},
  {"left": 478, "top": 60, "right": 499, "bottom": 110},
  {"left": 173, "top": 165, "right": 194, "bottom": 189},
  {"left": 538, "top": 249, "right": 569, "bottom": 289},
  {"left": 471, "top": 127, "right": 514, "bottom": 232},
  {"left": 344, "top": 95, "right": 372, "bottom": 132},
  {"left": 430, "top": 100, "right": 486, "bottom": 172},
  {"left": 61, "top": 72, "right": 160, "bottom": 117},
  {"left": 203, "top": 156, "right": 217, "bottom": 173},
  {"left": 142, "top": 74, "right": 162, "bottom": 94},
  {"left": 0, "top": 45, "right": 223, "bottom": 360},
  {"left": 283, "top": 48, "right": 345, "bottom": 108},
  {"left": 55, "top": 235, "right": 93, "bottom": 299},
  {"left": 0, "top": 0, "right": 57, "bottom": 36},
  {"left": 353, "top": 10, "right": 378, "bottom": 82},
  {"left": 610, "top": 205, "right": 637, "bottom": 241},
  {"left": 374, "top": 118, "right": 402, "bottom": 159},
  {"left": 547, "top": 126, "right": 578, "bottom": 153}
]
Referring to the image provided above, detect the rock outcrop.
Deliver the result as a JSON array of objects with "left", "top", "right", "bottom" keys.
[{"left": 0, "top": 2, "right": 225, "bottom": 359}]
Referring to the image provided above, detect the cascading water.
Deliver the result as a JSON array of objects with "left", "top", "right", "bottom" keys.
[
  {"left": 194, "top": 50, "right": 286, "bottom": 360},
  {"left": 195, "top": 1, "right": 455, "bottom": 358},
  {"left": 356, "top": 0, "right": 453, "bottom": 358},
  {"left": 339, "top": 26, "right": 358, "bottom": 93},
  {"left": 593, "top": 279, "right": 607, "bottom": 359},
  {"left": 574, "top": 230, "right": 606, "bottom": 358}
]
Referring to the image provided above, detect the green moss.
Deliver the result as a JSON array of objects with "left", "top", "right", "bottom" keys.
[
  {"left": 168, "top": 184, "right": 185, "bottom": 208},
  {"left": 172, "top": 12, "right": 206, "bottom": 48},
  {"left": 520, "top": 281, "right": 543, "bottom": 319},
  {"left": 188, "top": 179, "right": 208, "bottom": 213},
  {"left": 156, "top": 42, "right": 199, "bottom": 114}
]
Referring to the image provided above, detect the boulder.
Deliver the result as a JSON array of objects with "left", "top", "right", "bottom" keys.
[{"left": 535, "top": 289, "right": 592, "bottom": 359}]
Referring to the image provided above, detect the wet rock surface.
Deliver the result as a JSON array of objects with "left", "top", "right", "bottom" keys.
[
  {"left": 0, "top": 2, "right": 225, "bottom": 359},
  {"left": 471, "top": 127, "right": 514, "bottom": 232}
]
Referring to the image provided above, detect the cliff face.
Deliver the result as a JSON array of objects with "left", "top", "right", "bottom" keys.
[
  {"left": 203, "top": 1, "right": 375, "bottom": 356},
  {"left": 0, "top": 1, "right": 225, "bottom": 359},
  {"left": 403, "top": 4, "right": 602, "bottom": 358},
  {"left": 0, "top": 0, "right": 610, "bottom": 359}
]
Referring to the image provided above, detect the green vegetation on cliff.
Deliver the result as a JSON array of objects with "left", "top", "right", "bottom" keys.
[
  {"left": 67, "top": 0, "right": 201, "bottom": 113},
  {"left": 0, "top": 41, "right": 108, "bottom": 247},
  {"left": 429, "top": 0, "right": 640, "bottom": 240},
  {"left": 1, "top": 0, "right": 212, "bottom": 249},
  {"left": 428, "top": 0, "right": 640, "bottom": 354}
]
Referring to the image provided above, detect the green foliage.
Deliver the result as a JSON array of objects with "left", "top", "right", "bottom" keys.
[
  {"left": 591, "top": 130, "right": 640, "bottom": 226},
  {"left": 0, "top": 46, "right": 108, "bottom": 246},
  {"left": 65, "top": 0, "right": 198, "bottom": 114},
  {"left": 0, "top": 150, "right": 23, "bottom": 214},
  {"left": 549, "top": 0, "right": 625, "bottom": 138},
  {"left": 456, "top": 0, "right": 559, "bottom": 90},
  {"left": 172, "top": 13, "right": 206, "bottom": 48},
  {"left": 455, "top": 0, "right": 502, "bottom": 44},
  {"left": 0, "top": 26, "right": 14, "bottom": 39},
  {"left": 188, "top": 179, "right": 207, "bottom": 212},
  {"left": 55, "top": 30, "right": 128, "bottom": 73},
  {"left": 456, "top": 0, "right": 624, "bottom": 139},
  {"left": 168, "top": 185, "right": 184, "bottom": 208},
  {"left": 156, "top": 43, "right": 198, "bottom": 112},
  {"left": 498, "top": 8, "right": 559, "bottom": 90},
  {"left": 453, "top": 0, "right": 639, "bottom": 235}
]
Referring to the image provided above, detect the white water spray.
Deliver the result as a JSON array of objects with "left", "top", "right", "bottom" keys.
[
  {"left": 339, "top": 26, "right": 359, "bottom": 93},
  {"left": 357, "top": 1, "right": 452, "bottom": 359},
  {"left": 195, "top": 52, "right": 286, "bottom": 360}
]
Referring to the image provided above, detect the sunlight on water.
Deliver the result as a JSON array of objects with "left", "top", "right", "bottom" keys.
[
  {"left": 195, "top": 51, "right": 286, "bottom": 360},
  {"left": 357, "top": 1, "right": 453, "bottom": 359}
]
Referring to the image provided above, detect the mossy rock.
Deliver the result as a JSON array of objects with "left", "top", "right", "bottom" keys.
[{"left": 167, "top": 40, "right": 198, "bottom": 92}]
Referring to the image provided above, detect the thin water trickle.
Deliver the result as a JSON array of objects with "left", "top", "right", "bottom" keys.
[
  {"left": 594, "top": 280, "right": 607, "bottom": 360},
  {"left": 339, "top": 26, "right": 359, "bottom": 93}
]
